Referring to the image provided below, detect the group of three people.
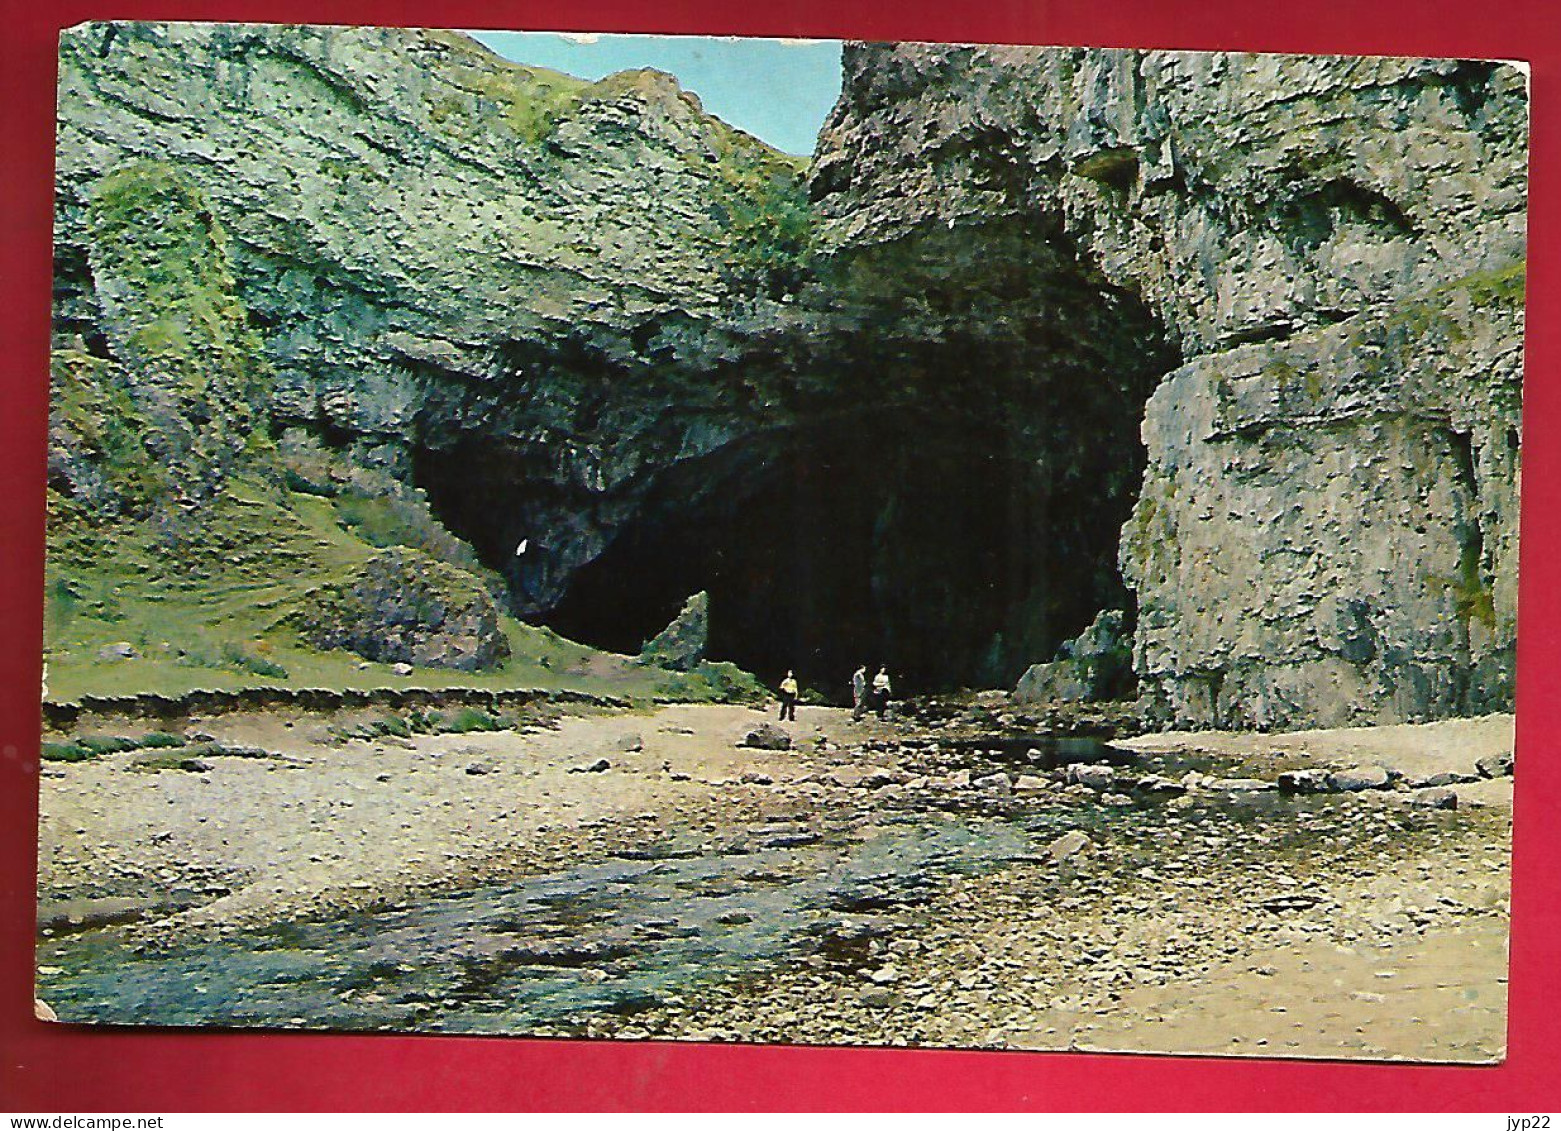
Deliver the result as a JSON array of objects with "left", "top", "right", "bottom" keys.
[{"left": 775, "top": 665, "right": 892, "bottom": 722}]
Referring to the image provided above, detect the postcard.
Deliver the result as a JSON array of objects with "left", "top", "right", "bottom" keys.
[{"left": 36, "top": 21, "right": 1525, "bottom": 1062}]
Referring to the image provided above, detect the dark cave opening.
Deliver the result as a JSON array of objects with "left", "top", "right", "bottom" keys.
[
  {"left": 428, "top": 402, "right": 1146, "bottom": 698},
  {"left": 415, "top": 218, "right": 1179, "bottom": 697},
  {"left": 418, "top": 405, "right": 1159, "bottom": 697},
  {"left": 547, "top": 414, "right": 1091, "bottom": 697}
]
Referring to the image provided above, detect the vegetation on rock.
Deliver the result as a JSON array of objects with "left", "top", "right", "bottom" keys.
[
  {"left": 639, "top": 591, "right": 710, "bottom": 671},
  {"left": 82, "top": 161, "right": 272, "bottom": 507},
  {"left": 297, "top": 546, "right": 512, "bottom": 672}
]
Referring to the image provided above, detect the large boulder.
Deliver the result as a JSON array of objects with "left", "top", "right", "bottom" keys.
[
  {"left": 1014, "top": 609, "right": 1133, "bottom": 704},
  {"left": 299, "top": 547, "right": 510, "bottom": 671},
  {"left": 639, "top": 591, "right": 709, "bottom": 671},
  {"left": 740, "top": 722, "right": 792, "bottom": 750}
]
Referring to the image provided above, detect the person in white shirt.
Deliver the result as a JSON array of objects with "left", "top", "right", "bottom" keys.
[
  {"left": 871, "top": 666, "right": 892, "bottom": 720},
  {"left": 850, "top": 665, "right": 868, "bottom": 720}
]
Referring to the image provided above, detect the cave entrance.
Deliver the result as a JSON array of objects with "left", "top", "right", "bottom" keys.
[
  {"left": 417, "top": 216, "right": 1179, "bottom": 698},
  {"left": 542, "top": 405, "right": 1132, "bottom": 699}
]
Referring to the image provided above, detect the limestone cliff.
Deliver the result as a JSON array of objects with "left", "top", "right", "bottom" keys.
[
  {"left": 810, "top": 45, "right": 1526, "bottom": 726},
  {"left": 52, "top": 26, "right": 1529, "bottom": 723},
  {"left": 54, "top": 21, "right": 809, "bottom": 611}
]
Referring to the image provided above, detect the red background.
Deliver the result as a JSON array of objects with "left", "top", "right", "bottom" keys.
[{"left": 2, "top": 0, "right": 1558, "bottom": 1111}]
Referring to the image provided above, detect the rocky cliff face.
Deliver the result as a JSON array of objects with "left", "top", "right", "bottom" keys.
[
  {"left": 56, "top": 22, "right": 1170, "bottom": 690},
  {"left": 53, "top": 26, "right": 1528, "bottom": 723},
  {"left": 810, "top": 45, "right": 1526, "bottom": 727},
  {"left": 55, "top": 21, "right": 808, "bottom": 608}
]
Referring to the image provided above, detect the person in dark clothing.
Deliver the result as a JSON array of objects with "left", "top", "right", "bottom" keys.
[{"left": 778, "top": 670, "right": 799, "bottom": 721}]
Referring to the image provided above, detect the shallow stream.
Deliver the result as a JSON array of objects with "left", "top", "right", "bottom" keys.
[{"left": 34, "top": 734, "right": 1437, "bottom": 1035}]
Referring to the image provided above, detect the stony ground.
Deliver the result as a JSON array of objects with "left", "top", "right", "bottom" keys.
[
  {"left": 36, "top": 700, "right": 1514, "bottom": 1063},
  {"left": 38, "top": 701, "right": 865, "bottom": 937},
  {"left": 625, "top": 788, "right": 1508, "bottom": 1062}
]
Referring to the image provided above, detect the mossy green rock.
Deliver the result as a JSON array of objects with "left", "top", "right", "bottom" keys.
[
  {"left": 1014, "top": 609, "right": 1133, "bottom": 704},
  {"left": 299, "top": 548, "right": 511, "bottom": 671},
  {"left": 50, "top": 160, "right": 271, "bottom": 522},
  {"left": 639, "top": 591, "right": 709, "bottom": 671}
]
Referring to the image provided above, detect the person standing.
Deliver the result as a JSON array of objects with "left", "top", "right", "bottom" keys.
[
  {"left": 851, "top": 665, "right": 869, "bottom": 721},
  {"left": 872, "top": 666, "right": 892, "bottom": 720},
  {"left": 779, "top": 670, "right": 799, "bottom": 722}
]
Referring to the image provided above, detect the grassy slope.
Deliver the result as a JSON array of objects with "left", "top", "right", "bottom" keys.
[{"left": 44, "top": 477, "right": 759, "bottom": 705}]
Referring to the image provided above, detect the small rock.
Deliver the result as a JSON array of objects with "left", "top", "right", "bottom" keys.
[
  {"left": 614, "top": 733, "right": 645, "bottom": 753},
  {"left": 860, "top": 769, "right": 904, "bottom": 790},
  {"left": 179, "top": 759, "right": 213, "bottom": 774},
  {"left": 1014, "top": 774, "right": 1050, "bottom": 793},
  {"left": 1205, "top": 777, "right": 1275, "bottom": 792},
  {"left": 972, "top": 772, "right": 1012, "bottom": 795},
  {"left": 97, "top": 642, "right": 137, "bottom": 661},
  {"left": 1047, "top": 830, "right": 1092, "bottom": 861},
  {"left": 464, "top": 762, "right": 497, "bottom": 776},
  {"left": 1409, "top": 770, "right": 1477, "bottom": 788},
  {"left": 1407, "top": 787, "right": 1458, "bottom": 810},
  {"left": 34, "top": 998, "right": 57, "bottom": 1022},
  {"left": 568, "top": 758, "right": 611, "bottom": 774},
  {"left": 1066, "top": 764, "right": 1115, "bottom": 790},
  {"left": 1277, "top": 769, "right": 1333, "bottom": 794},
  {"left": 764, "top": 832, "right": 820, "bottom": 848},
  {"left": 866, "top": 965, "right": 902, "bottom": 985},
  {"left": 1100, "top": 792, "right": 1134, "bottom": 806},
  {"left": 390, "top": 662, "right": 414, "bottom": 677},
  {"left": 1475, "top": 750, "right": 1515, "bottom": 779},
  {"left": 739, "top": 771, "right": 774, "bottom": 786},
  {"left": 1328, "top": 766, "right": 1392, "bottom": 792},
  {"left": 1134, "top": 774, "right": 1186, "bottom": 795}
]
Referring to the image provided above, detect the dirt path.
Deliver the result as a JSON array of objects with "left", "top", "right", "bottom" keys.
[{"left": 1048, "top": 918, "right": 1508, "bottom": 1061}]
